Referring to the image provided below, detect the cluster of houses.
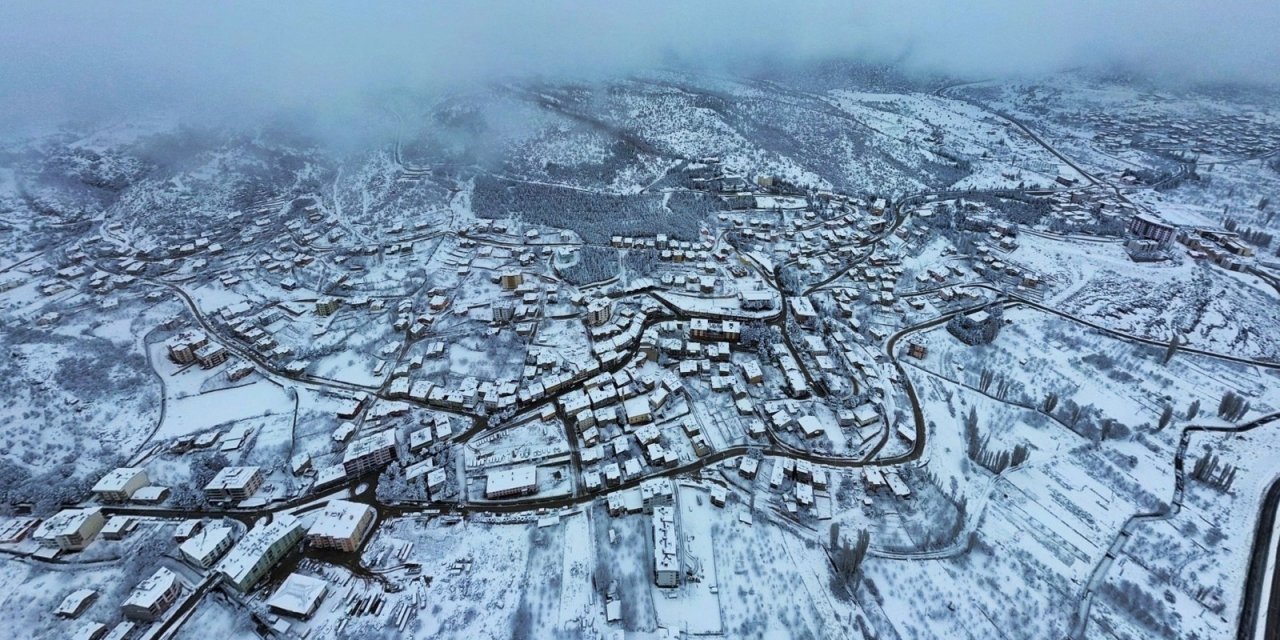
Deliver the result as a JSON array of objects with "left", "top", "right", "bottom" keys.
[
  {"left": 1042, "top": 189, "right": 1134, "bottom": 228},
  {"left": 30, "top": 491, "right": 375, "bottom": 635},
  {"left": 91, "top": 467, "right": 170, "bottom": 506},
  {"left": 164, "top": 331, "right": 229, "bottom": 369},
  {"left": 970, "top": 247, "right": 1042, "bottom": 292},
  {"left": 758, "top": 456, "right": 830, "bottom": 510},
  {"left": 610, "top": 234, "right": 717, "bottom": 265},
  {"left": 1083, "top": 110, "right": 1279, "bottom": 157},
  {"left": 1127, "top": 213, "right": 1262, "bottom": 271},
  {"left": 486, "top": 273, "right": 553, "bottom": 337}
]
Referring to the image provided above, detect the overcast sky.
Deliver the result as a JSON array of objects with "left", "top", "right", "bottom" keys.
[{"left": 2, "top": 1, "right": 1278, "bottom": 133}]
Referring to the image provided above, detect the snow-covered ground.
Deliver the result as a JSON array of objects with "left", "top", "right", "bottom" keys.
[{"left": 0, "top": 67, "right": 1277, "bottom": 640}]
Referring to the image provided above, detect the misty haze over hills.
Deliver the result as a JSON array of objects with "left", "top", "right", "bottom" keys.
[
  {"left": 1, "top": 4, "right": 1280, "bottom": 640},
  {"left": 2, "top": 1, "right": 1279, "bottom": 134}
]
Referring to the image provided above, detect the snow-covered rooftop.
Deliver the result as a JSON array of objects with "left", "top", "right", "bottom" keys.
[
  {"left": 265, "top": 573, "right": 327, "bottom": 617},
  {"left": 122, "top": 567, "right": 178, "bottom": 610},
  {"left": 307, "top": 499, "right": 373, "bottom": 540}
]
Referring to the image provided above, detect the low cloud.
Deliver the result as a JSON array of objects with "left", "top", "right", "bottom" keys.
[{"left": 1, "top": 1, "right": 1277, "bottom": 134}]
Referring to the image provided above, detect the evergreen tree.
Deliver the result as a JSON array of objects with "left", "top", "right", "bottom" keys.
[
  {"left": 1042, "top": 392, "right": 1059, "bottom": 414},
  {"left": 1163, "top": 334, "right": 1180, "bottom": 365},
  {"left": 965, "top": 408, "right": 980, "bottom": 461}
]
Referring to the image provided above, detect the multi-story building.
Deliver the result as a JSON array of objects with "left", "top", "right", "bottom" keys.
[
  {"left": 341, "top": 430, "right": 398, "bottom": 477},
  {"left": 121, "top": 567, "right": 181, "bottom": 621},
  {"left": 33, "top": 508, "right": 105, "bottom": 552},
  {"left": 689, "top": 318, "right": 742, "bottom": 342},
  {"left": 91, "top": 467, "right": 149, "bottom": 503},
  {"left": 491, "top": 301, "right": 515, "bottom": 324},
  {"left": 585, "top": 299, "right": 612, "bottom": 326},
  {"left": 165, "top": 331, "right": 209, "bottom": 365},
  {"left": 203, "top": 466, "right": 264, "bottom": 503},
  {"left": 652, "top": 506, "right": 680, "bottom": 587},
  {"left": 640, "top": 478, "right": 674, "bottom": 513},
  {"left": 1128, "top": 214, "right": 1177, "bottom": 245},
  {"left": 306, "top": 499, "right": 375, "bottom": 552},
  {"left": 216, "top": 514, "right": 305, "bottom": 593},
  {"left": 315, "top": 298, "right": 341, "bottom": 316},
  {"left": 179, "top": 523, "right": 235, "bottom": 569},
  {"left": 739, "top": 290, "right": 774, "bottom": 311},
  {"left": 484, "top": 465, "right": 538, "bottom": 499},
  {"left": 499, "top": 272, "right": 523, "bottom": 290},
  {"left": 195, "top": 343, "right": 229, "bottom": 368}
]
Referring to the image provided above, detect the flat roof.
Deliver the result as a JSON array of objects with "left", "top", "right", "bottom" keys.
[
  {"left": 217, "top": 515, "right": 302, "bottom": 585},
  {"left": 343, "top": 430, "right": 396, "bottom": 463},
  {"left": 307, "top": 500, "right": 373, "bottom": 540},
  {"left": 653, "top": 506, "right": 679, "bottom": 573},
  {"left": 486, "top": 465, "right": 537, "bottom": 495},
  {"left": 179, "top": 524, "right": 233, "bottom": 559},
  {"left": 92, "top": 468, "right": 145, "bottom": 493},
  {"left": 205, "top": 466, "right": 261, "bottom": 492}
]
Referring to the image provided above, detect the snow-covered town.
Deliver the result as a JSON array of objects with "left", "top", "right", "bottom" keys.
[{"left": 2, "top": 5, "right": 1280, "bottom": 640}]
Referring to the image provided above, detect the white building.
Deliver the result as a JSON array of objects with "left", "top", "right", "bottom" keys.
[
  {"left": 33, "top": 508, "right": 105, "bottom": 552},
  {"left": 179, "top": 523, "right": 235, "bottom": 568},
  {"left": 55, "top": 589, "right": 98, "bottom": 619},
  {"left": 216, "top": 515, "right": 305, "bottom": 593},
  {"left": 852, "top": 403, "right": 879, "bottom": 427},
  {"left": 640, "top": 478, "right": 674, "bottom": 513},
  {"left": 485, "top": 465, "right": 538, "bottom": 499},
  {"left": 652, "top": 505, "right": 680, "bottom": 587},
  {"left": 91, "top": 468, "right": 149, "bottom": 503},
  {"left": 790, "top": 298, "right": 817, "bottom": 325},
  {"left": 203, "top": 466, "right": 264, "bottom": 502},
  {"left": 739, "top": 290, "right": 774, "bottom": 310},
  {"left": 266, "top": 573, "right": 328, "bottom": 620},
  {"left": 796, "top": 415, "right": 824, "bottom": 439},
  {"left": 623, "top": 396, "right": 653, "bottom": 425},
  {"left": 121, "top": 567, "right": 181, "bottom": 621}
]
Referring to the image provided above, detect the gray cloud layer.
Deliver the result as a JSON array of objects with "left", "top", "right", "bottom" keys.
[{"left": 2, "top": 1, "right": 1278, "bottom": 133}]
